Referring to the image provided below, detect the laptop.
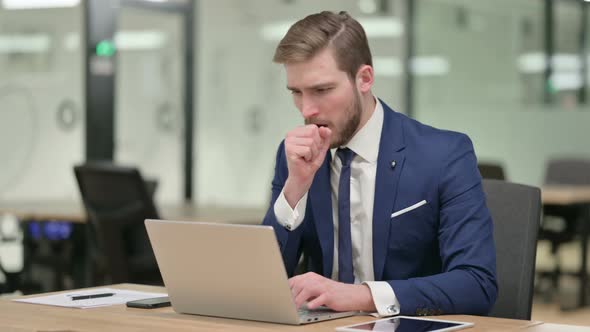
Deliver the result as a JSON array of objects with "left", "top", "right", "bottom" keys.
[{"left": 145, "top": 219, "right": 357, "bottom": 325}]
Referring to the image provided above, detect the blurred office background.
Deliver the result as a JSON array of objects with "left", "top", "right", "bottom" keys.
[{"left": 1, "top": 0, "right": 590, "bottom": 324}]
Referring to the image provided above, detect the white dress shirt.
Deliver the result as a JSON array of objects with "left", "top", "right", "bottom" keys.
[{"left": 273, "top": 98, "right": 400, "bottom": 317}]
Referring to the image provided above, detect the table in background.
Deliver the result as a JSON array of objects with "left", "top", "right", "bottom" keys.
[
  {"left": 0, "top": 200, "right": 266, "bottom": 224},
  {"left": 541, "top": 185, "right": 590, "bottom": 309},
  {"left": 0, "top": 283, "right": 569, "bottom": 332},
  {"left": 0, "top": 201, "right": 265, "bottom": 292},
  {"left": 541, "top": 186, "right": 590, "bottom": 206}
]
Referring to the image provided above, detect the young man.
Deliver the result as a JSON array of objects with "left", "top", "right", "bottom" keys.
[{"left": 262, "top": 11, "right": 497, "bottom": 317}]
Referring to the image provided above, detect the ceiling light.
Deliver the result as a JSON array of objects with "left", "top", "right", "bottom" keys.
[
  {"left": 518, "top": 52, "right": 582, "bottom": 73},
  {"left": 359, "top": 0, "right": 378, "bottom": 14},
  {"left": 373, "top": 56, "right": 402, "bottom": 77},
  {"left": 359, "top": 17, "right": 403, "bottom": 38},
  {"left": 0, "top": 34, "right": 51, "bottom": 53},
  {"left": 115, "top": 31, "right": 167, "bottom": 50},
  {"left": 550, "top": 72, "right": 583, "bottom": 91},
  {"left": 411, "top": 56, "right": 450, "bottom": 76},
  {"left": 61, "top": 31, "right": 168, "bottom": 52},
  {"left": 2, "top": 0, "right": 80, "bottom": 10}
]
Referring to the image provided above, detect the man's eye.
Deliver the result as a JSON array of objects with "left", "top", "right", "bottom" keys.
[
  {"left": 291, "top": 90, "right": 302, "bottom": 95},
  {"left": 316, "top": 87, "right": 331, "bottom": 94}
]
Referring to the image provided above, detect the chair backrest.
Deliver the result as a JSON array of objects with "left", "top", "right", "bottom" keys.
[
  {"left": 545, "top": 158, "right": 590, "bottom": 185},
  {"left": 478, "top": 162, "right": 506, "bottom": 180},
  {"left": 74, "top": 162, "right": 161, "bottom": 285},
  {"left": 483, "top": 179, "right": 541, "bottom": 320}
]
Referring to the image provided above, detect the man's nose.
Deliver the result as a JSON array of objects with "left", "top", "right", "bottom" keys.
[{"left": 301, "top": 98, "right": 319, "bottom": 119}]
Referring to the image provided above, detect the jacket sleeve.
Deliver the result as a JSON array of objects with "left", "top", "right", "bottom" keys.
[
  {"left": 262, "top": 141, "right": 305, "bottom": 276},
  {"left": 387, "top": 134, "right": 498, "bottom": 316}
]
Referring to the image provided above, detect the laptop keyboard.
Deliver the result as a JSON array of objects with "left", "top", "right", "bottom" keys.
[{"left": 298, "top": 306, "right": 338, "bottom": 318}]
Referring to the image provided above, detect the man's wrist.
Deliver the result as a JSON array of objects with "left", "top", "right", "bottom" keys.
[
  {"left": 357, "top": 284, "right": 377, "bottom": 312},
  {"left": 283, "top": 177, "right": 312, "bottom": 208}
]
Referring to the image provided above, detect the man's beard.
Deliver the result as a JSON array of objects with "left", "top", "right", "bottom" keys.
[
  {"left": 330, "top": 89, "right": 362, "bottom": 148},
  {"left": 304, "top": 89, "right": 363, "bottom": 149}
]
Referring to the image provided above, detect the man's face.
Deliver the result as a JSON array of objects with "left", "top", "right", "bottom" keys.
[{"left": 285, "top": 48, "right": 362, "bottom": 148}]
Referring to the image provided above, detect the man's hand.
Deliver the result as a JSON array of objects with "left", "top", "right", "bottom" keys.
[
  {"left": 283, "top": 125, "right": 332, "bottom": 208},
  {"left": 288, "top": 272, "right": 376, "bottom": 312}
]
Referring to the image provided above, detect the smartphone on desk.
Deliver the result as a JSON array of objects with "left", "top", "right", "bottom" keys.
[{"left": 126, "top": 296, "right": 171, "bottom": 309}]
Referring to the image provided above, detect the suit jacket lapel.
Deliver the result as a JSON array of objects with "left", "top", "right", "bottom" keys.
[
  {"left": 373, "top": 102, "right": 406, "bottom": 280},
  {"left": 310, "top": 152, "right": 334, "bottom": 278}
]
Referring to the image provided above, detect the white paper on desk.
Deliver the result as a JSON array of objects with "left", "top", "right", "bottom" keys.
[{"left": 12, "top": 287, "right": 167, "bottom": 309}]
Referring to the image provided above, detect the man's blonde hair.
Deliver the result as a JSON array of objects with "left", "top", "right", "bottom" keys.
[{"left": 273, "top": 11, "right": 373, "bottom": 79}]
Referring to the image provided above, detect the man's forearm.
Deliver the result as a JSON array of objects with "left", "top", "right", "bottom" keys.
[{"left": 283, "top": 177, "right": 313, "bottom": 209}]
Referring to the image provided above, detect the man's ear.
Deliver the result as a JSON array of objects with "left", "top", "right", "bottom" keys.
[{"left": 356, "top": 65, "right": 374, "bottom": 93}]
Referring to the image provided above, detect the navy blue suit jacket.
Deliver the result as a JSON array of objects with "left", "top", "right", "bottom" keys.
[{"left": 262, "top": 101, "right": 497, "bottom": 316}]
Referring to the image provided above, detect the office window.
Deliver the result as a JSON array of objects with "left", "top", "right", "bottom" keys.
[
  {"left": 414, "top": 0, "right": 590, "bottom": 187},
  {"left": 0, "top": 5, "right": 84, "bottom": 201},
  {"left": 115, "top": 6, "right": 185, "bottom": 203},
  {"left": 195, "top": 0, "right": 406, "bottom": 207},
  {"left": 415, "top": 0, "right": 544, "bottom": 112}
]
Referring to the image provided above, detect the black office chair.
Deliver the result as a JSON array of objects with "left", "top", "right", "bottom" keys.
[
  {"left": 478, "top": 162, "right": 506, "bottom": 180},
  {"left": 74, "top": 163, "right": 163, "bottom": 286},
  {"left": 544, "top": 158, "right": 590, "bottom": 185},
  {"left": 483, "top": 179, "right": 541, "bottom": 320},
  {"left": 537, "top": 158, "right": 590, "bottom": 305}
]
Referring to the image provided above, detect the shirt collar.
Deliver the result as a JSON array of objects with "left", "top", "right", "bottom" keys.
[{"left": 330, "top": 96, "right": 384, "bottom": 164}]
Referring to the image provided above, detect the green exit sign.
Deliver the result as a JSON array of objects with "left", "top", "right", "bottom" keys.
[{"left": 95, "top": 40, "right": 116, "bottom": 57}]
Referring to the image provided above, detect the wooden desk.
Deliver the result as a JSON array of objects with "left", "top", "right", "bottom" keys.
[
  {"left": 0, "top": 284, "right": 563, "bottom": 332},
  {"left": 542, "top": 185, "right": 590, "bottom": 205},
  {"left": 0, "top": 201, "right": 265, "bottom": 225},
  {"left": 525, "top": 323, "right": 590, "bottom": 332},
  {"left": 541, "top": 185, "right": 590, "bottom": 309},
  {"left": 0, "top": 200, "right": 85, "bottom": 222}
]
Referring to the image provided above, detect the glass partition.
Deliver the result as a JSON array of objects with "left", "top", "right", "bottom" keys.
[
  {"left": 115, "top": 6, "right": 185, "bottom": 203},
  {"left": 552, "top": 0, "right": 583, "bottom": 109},
  {"left": 195, "top": 0, "right": 407, "bottom": 207},
  {"left": 414, "top": 0, "right": 590, "bottom": 186},
  {"left": 0, "top": 5, "right": 84, "bottom": 201}
]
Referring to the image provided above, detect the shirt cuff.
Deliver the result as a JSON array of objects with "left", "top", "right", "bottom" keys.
[
  {"left": 273, "top": 189, "right": 308, "bottom": 231},
  {"left": 363, "top": 281, "right": 400, "bottom": 317}
]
